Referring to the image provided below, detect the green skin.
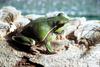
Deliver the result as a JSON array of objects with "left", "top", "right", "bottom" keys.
[{"left": 12, "top": 13, "right": 69, "bottom": 53}]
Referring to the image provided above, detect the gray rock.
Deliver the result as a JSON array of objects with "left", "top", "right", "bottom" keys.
[
  {"left": 0, "top": 22, "right": 9, "bottom": 39},
  {"left": 0, "top": 15, "right": 100, "bottom": 67}
]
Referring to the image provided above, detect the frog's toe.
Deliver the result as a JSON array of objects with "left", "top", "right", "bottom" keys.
[
  {"left": 46, "top": 51, "right": 56, "bottom": 54},
  {"left": 12, "top": 36, "right": 19, "bottom": 42}
]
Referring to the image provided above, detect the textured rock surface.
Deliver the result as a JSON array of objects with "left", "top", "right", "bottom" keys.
[
  {"left": 0, "top": 39, "right": 100, "bottom": 67},
  {"left": 0, "top": 41, "right": 21, "bottom": 67},
  {"left": 0, "top": 22, "right": 9, "bottom": 39},
  {"left": 0, "top": 8, "right": 100, "bottom": 67},
  {"left": 0, "top": 6, "right": 30, "bottom": 39}
]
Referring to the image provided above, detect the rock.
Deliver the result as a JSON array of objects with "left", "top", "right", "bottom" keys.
[
  {"left": 0, "top": 6, "right": 21, "bottom": 23},
  {"left": 0, "top": 10, "right": 100, "bottom": 67},
  {"left": 0, "top": 6, "right": 30, "bottom": 38},
  {"left": 0, "top": 38, "right": 100, "bottom": 67},
  {"left": 62, "top": 17, "right": 86, "bottom": 36},
  {"left": 26, "top": 14, "right": 45, "bottom": 20},
  {"left": 14, "top": 16, "right": 30, "bottom": 27},
  {"left": 0, "top": 41, "right": 22, "bottom": 67},
  {"left": 0, "top": 6, "right": 22, "bottom": 34},
  {"left": 74, "top": 20, "right": 100, "bottom": 44},
  {"left": 0, "top": 21, "right": 9, "bottom": 39},
  {"left": 51, "top": 40, "right": 70, "bottom": 52}
]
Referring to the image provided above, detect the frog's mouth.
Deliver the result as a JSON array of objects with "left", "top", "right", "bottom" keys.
[
  {"left": 55, "top": 23, "right": 64, "bottom": 30},
  {"left": 53, "top": 23, "right": 65, "bottom": 34},
  {"left": 58, "top": 23, "right": 65, "bottom": 27}
]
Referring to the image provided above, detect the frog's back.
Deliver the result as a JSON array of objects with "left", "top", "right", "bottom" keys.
[
  {"left": 21, "top": 13, "right": 68, "bottom": 41},
  {"left": 21, "top": 17, "right": 51, "bottom": 41}
]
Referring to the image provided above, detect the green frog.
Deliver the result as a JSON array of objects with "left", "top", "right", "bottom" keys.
[{"left": 12, "top": 13, "right": 70, "bottom": 54}]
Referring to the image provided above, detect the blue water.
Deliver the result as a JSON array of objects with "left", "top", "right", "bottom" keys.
[{"left": 0, "top": 0, "right": 100, "bottom": 20}]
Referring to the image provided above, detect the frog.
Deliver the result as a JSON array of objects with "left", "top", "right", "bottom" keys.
[{"left": 12, "top": 13, "right": 70, "bottom": 54}]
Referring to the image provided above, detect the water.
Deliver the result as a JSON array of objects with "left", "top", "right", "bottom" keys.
[{"left": 0, "top": 0, "right": 100, "bottom": 20}]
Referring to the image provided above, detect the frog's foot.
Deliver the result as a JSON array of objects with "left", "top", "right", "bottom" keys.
[
  {"left": 45, "top": 50, "right": 56, "bottom": 54},
  {"left": 35, "top": 41, "right": 45, "bottom": 47},
  {"left": 29, "top": 47, "right": 40, "bottom": 55},
  {"left": 45, "top": 42, "right": 56, "bottom": 54}
]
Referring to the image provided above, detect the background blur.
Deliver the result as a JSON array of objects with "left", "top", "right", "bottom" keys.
[{"left": 0, "top": 0, "right": 100, "bottom": 19}]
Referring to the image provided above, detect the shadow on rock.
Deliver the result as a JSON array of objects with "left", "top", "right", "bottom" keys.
[
  {"left": 15, "top": 56, "right": 44, "bottom": 67},
  {"left": 5, "top": 30, "right": 37, "bottom": 55},
  {"left": 5, "top": 29, "right": 57, "bottom": 55}
]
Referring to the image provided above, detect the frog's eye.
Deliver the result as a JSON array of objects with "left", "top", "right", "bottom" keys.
[{"left": 57, "top": 13, "right": 64, "bottom": 17}]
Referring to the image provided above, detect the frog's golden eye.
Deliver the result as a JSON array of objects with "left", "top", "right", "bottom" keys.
[{"left": 57, "top": 13, "right": 64, "bottom": 16}]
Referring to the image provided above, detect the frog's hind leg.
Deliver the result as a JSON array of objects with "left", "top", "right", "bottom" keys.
[{"left": 12, "top": 35, "right": 32, "bottom": 46}]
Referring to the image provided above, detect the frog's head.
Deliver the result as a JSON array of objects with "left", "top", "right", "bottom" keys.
[
  {"left": 53, "top": 13, "right": 70, "bottom": 33},
  {"left": 56, "top": 13, "right": 69, "bottom": 27}
]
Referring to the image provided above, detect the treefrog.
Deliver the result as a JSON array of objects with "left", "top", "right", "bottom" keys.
[{"left": 12, "top": 13, "right": 70, "bottom": 54}]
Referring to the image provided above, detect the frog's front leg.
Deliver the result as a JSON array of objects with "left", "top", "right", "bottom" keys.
[
  {"left": 44, "top": 33, "right": 57, "bottom": 54},
  {"left": 45, "top": 41, "right": 55, "bottom": 54}
]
